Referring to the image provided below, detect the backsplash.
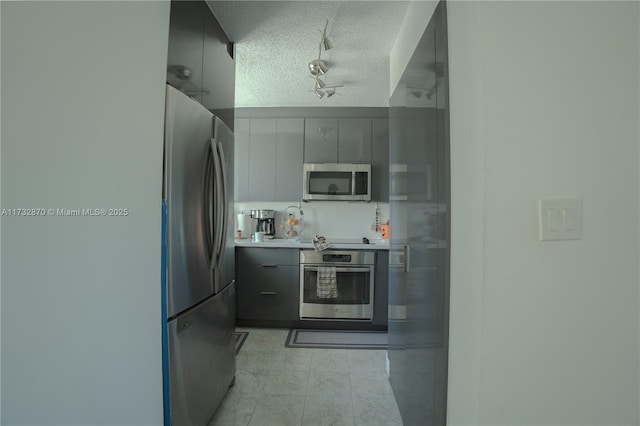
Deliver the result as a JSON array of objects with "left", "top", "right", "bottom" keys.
[{"left": 234, "top": 201, "right": 390, "bottom": 242}]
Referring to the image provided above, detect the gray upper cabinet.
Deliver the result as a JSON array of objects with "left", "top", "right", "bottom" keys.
[
  {"left": 167, "top": 1, "right": 235, "bottom": 130},
  {"left": 202, "top": 8, "right": 235, "bottom": 130},
  {"left": 237, "top": 110, "right": 387, "bottom": 202},
  {"left": 304, "top": 118, "right": 373, "bottom": 164},
  {"left": 234, "top": 119, "right": 250, "bottom": 201},
  {"left": 248, "top": 119, "right": 277, "bottom": 201},
  {"left": 167, "top": 1, "right": 204, "bottom": 104},
  {"left": 304, "top": 119, "right": 338, "bottom": 163},
  {"left": 371, "top": 118, "right": 389, "bottom": 201},
  {"left": 338, "top": 119, "right": 372, "bottom": 164},
  {"left": 275, "top": 119, "right": 304, "bottom": 201},
  {"left": 236, "top": 118, "right": 304, "bottom": 201}
]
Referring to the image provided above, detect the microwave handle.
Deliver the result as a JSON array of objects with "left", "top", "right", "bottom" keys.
[
  {"left": 352, "top": 171, "right": 356, "bottom": 196},
  {"left": 403, "top": 245, "right": 410, "bottom": 273}
]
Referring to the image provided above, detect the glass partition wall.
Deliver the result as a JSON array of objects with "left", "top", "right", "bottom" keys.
[{"left": 387, "top": 2, "right": 450, "bottom": 425}]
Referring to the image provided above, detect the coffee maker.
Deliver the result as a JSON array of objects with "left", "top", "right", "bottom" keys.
[{"left": 250, "top": 209, "right": 276, "bottom": 239}]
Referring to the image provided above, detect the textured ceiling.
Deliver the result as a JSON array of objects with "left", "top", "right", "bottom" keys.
[{"left": 207, "top": 1, "right": 409, "bottom": 107}]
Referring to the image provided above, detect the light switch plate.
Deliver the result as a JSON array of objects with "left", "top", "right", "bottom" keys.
[{"left": 538, "top": 199, "right": 583, "bottom": 241}]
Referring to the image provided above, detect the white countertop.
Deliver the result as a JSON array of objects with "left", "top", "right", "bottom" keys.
[{"left": 234, "top": 237, "right": 390, "bottom": 250}]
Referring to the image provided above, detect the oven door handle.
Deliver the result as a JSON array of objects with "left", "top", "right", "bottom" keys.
[{"left": 302, "top": 266, "right": 372, "bottom": 273}]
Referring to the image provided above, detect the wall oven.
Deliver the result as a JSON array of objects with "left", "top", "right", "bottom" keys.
[{"left": 299, "top": 250, "right": 375, "bottom": 320}]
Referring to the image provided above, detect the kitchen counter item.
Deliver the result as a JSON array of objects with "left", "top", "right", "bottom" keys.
[
  {"left": 312, "top": 235, "right": 331, "bottom": 252},
  {"left": 379, "top": 224, "right": 390, "bottom": 240},
  {"left": 250, "top": 209, "right": 276, "bottom": 239},
  {"left": 236, "top": 213, "right": 249, "bottom": 239},
  {"left": 281, "top": 206, "right": 304, "bottom": 241}
]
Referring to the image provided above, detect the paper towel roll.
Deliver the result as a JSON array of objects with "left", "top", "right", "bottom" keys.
[{"left": 236, "top": 213, "right": 249, "bottom": 239}]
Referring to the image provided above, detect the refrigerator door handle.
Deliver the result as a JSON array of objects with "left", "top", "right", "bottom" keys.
[
  {"left": 215, "top": 139, "right": 229, "bottom": 270},
  {"left": 202, "top": 143, "right": 214, "bottom": 268},
  {"left": 402, "top": 244, "right": 410, "bottom": 273},
  {"left": 211, "top": 137, "right": 224, "bottom": 270}
]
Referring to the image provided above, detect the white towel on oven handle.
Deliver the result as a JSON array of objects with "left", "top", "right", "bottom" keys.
[{"left": 316, "top": 266, "right": 338, "bottom": 298}]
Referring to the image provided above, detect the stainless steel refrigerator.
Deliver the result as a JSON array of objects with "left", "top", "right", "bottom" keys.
[{"left": 162, "top": 84, "right": 236, "bottom": 426}]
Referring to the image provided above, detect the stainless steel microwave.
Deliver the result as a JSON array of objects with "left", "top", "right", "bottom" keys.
[{"left": 303, "top": 163, "right": 371, "bottom": 201}]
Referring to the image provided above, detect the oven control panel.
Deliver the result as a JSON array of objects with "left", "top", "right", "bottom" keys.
[
  {"left": 300, "top": 249, "right": 375, "bottom": 266},
  {"left": 322, "top": 254, "right": 351, "bottom": 262}
]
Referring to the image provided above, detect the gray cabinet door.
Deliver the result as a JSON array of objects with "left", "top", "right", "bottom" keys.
[
  {"left": 275, "top": 119, "right": 304, "bottom": 201},
  {"left": 202, "top": 8, "right": 235, "bottom": 130},
  {"left": 237, "top": 265, "right": 299, "bottom": 321},
  {"left": 166, "top": 1, "right": 204, "bottom": 105},
  {"left": 373, "top": 251, "right": 389, "bottom": 326},
  {"left": 237, "top": 247, "right": 298, "bottom": 266},
  {"left": 371, "top": 118, "right": 389, "bottom": 202},
  {"left": 234, "top": 119, "right": 250, "bottom": 201},
  {"left": 304, "top": 118, "right": 338, "bottom": 163},
  {"left": 248, "top": 119, "right": 277, "bottom": 201},
  {"left": 236, "top": 248, "right": 300, "bottom": 322},
  {"left": 388, "top": 3, "right": 450, "bottom": 425},
  {"left": 338, "top": 119, "right": 372, "bottom": 164}
]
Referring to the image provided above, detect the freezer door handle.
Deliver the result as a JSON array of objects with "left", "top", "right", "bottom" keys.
[{"left": 177, "top": 313, "right": 193, "bottom": 333}]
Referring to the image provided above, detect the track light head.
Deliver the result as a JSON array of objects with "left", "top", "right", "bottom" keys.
[{"left": 323, "top": 36, "right": 333, "bottom": 51}]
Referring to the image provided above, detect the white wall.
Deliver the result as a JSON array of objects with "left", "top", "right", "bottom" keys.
[
  {"left": 1, "top": 2, "right": 170, "bottom": 424},
  {"left": 393, "top": 1, "right": 640, "bottom": 425},
  {"left": 0, "top": 3, "right": 3, "bottom": 421}
]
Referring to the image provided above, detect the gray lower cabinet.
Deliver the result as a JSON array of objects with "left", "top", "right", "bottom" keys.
[
  {"left": 373, "top": 250, "right": 389, "bottom": 326},
  {"left": 236, "top": 248, "right": 300, "bottom": 322}
]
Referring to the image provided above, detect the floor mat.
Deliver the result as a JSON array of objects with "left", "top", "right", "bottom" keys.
[
  {"left": 235, "top": 331, "right": 249, "bottom": 354},
  {"left": 285, "top": 329, "right": 387, "bottom": 349}
]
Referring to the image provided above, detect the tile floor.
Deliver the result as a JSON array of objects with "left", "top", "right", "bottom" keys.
[{"left": 209, "top": 327, "right": 403, "bottom": 426}]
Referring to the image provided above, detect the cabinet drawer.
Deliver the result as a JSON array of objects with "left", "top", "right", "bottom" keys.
[
  {"left": 237, "top": 247, "right": 298, "bottom": 266},
  {"left": 237, "top": 265, "right": 299, "bottom": 321}
]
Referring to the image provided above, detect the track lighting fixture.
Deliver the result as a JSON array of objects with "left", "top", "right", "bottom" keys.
[{"left": 308, "top": 20, "right": 342, "bottom": 99}]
